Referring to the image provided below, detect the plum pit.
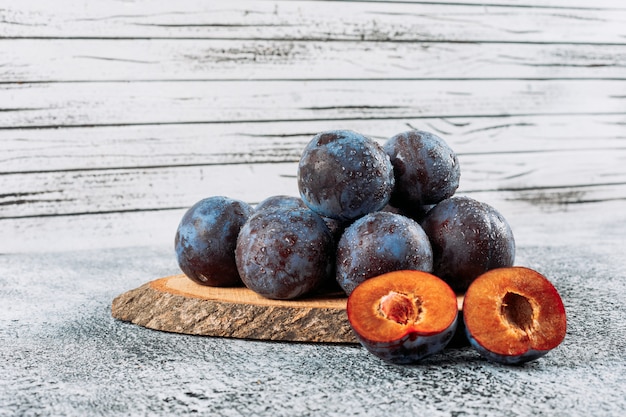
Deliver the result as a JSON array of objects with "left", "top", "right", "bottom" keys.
[
  {"left": 378, "top": 291, "right": 422, "bottom": 325},
  {"left": 500, "top": 291, "right": 535, "bottom": 332}
]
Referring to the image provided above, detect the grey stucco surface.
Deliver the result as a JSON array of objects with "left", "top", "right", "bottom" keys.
[{"left": 1, "top": 244, "right": 625, "bottom": 417}]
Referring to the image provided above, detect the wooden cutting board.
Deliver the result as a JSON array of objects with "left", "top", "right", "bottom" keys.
[
  {"left": 112, "top": 274, "right": 466, "bottom": 345},
  {"left": 111, "top": 274, "right": 358, "bottom": 343}
]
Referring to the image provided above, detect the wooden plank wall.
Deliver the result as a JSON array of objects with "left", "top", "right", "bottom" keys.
[{"left": 1, "top": 0, "right": 625, "bottom": 253}]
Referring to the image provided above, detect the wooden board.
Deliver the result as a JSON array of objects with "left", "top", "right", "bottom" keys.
[
  {"left": 111, "top": 274, "right": 358, "bottom": 343},
  {"left": 111, "top": 274, "right": 467, "bottom": 344}
]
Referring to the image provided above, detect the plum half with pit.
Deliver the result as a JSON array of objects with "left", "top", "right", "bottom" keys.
[
  {"left": 384, "top": 130, "right": 460, "bottom": 211},
  {"left": 175, "top": 196, "right": 254, "bottom": 287},
  {"left": 297, "top": 130, "right": 394, "bottom": 222},
  {"left": 463, "top": 267, "right": 567, "bottom": 365},
  {"left": 421, "top": 196, "right": 515, "bottom": 293},
  {"left": 347, "top": 270, "right": 459, "bottom": 364},
  {"left": 235, "top": 206, "right": 334, "bottom": 300},
  {"left": 336, "top": 211, "right": 433, "bottom": 295}
]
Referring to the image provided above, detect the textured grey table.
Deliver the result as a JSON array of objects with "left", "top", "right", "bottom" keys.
[{"left": 2, "top": 241, "right": 625, "bottom": 417}]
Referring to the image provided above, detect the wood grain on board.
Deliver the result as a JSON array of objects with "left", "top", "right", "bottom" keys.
[
  {"left": 111, "top": 274, "right": 357, "bottom": 343},
  {"left": 111, "top": 274, "right": 467, "bottom": 343}
]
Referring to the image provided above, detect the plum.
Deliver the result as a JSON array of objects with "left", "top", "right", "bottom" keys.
[
  {"left": 463, "top": 267, "right": 567, "bottom": 365},
  {"left": 384, "top": 130, "right": 460, "bottom": 210},
  {"left": 347, "top": 270, "right": 459, "bottom": 364},
  {"left": 297, "top": 130, "right": 394, "bottom": 222},
  {"left": 421, "top": 196, "right": 515, "bottom": 293},
  {"left": 336, "top": 211, "right": 433, "bottom": 295},
  {"left": 175, "top": 196, "right": 254, "bottom": 287},
  {"left": 235, "top": 206, "right": 334, "bottom": 300}
]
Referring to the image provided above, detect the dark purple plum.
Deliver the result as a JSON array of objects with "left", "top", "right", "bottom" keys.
[
  {"left": 255, "top": 195, "right": 307, "bottom": 213},
  {"left": 384, "top": 130, "right": 460, "bottom": 209},
  {"left": 235, "top": 207, "right": 334, "bottom": 300},
  {"left": 254, "top": 195, "right": 346, "bottom": 295},
  {"left": 297, "top": 130, "right": 394, "bottom": 222},
  {"left": 175, "top": 196, "right": 254, "bottom": 287},
  {"left": 421, "top": 196, "right": 515, "bottom": 293},
  {"left": 336, "top": 211, "right": 433, "bottom": 295}
]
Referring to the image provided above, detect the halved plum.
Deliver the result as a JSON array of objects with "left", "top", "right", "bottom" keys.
[
  {"left": 347, "top": 270, "right": 458, "bottom": 364},
  {"left": 463, "top": 267, "right": 567, "bottom": 365}
]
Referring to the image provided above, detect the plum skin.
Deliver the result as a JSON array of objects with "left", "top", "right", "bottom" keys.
[
  {"left": 384, "top": 130, "right": 460, "bottom": 208},
  {"left": 297, "top": 130, "right": 395, "bottom": 222},
  {"left": 464, "top": 333, "right": 550, "bottom": 365},
  {"left": 354, "top": 317, "right": 458, "bottom": 364},
  {"left": 255, "top": 195, "right": 307, "bottom": 212},
  {"left": 336, "top": 211, "right": 433, "bottom": 295},
  {"left": 235, "top": 206, "right": 334, "bottom": 300},
  {"left": 421, "top": 196, "right": 515, "bottom": 293},
  {"left": 175, "top": 196, "right": 254, "bottom": 287}
]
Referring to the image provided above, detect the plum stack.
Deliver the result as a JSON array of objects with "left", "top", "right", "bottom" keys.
[{"left": 173, "top": 128, "right": 566, "bottom": 365}]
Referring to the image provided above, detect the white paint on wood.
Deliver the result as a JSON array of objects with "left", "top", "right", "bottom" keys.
[
  {"left": 2, "top": 40, "right": 626, "bottom": 82},
  {"left": 1, "top": 80, "right": 624, "bottom": 128},
  {"left": 3, "top": 188, "right": 625, "bottom": 254},
  {"left": 2, "top": 1, "right": 625, "bottom": 44},
  {"left": 2, "top": 146, "right": 625, "bottom": 219},
  {"left": 1, "top": 115, "right": 624, "bottom": 173},
  {"left": 1, "top": 0, "right": 624, "bottom": 253}
]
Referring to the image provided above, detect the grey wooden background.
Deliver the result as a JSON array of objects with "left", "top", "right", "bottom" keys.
[
  {"left": 1, "top": 1, "right": 626, "bottom": 416},
  {"left": 2, "top": 0, "right": 625, "bottom": 253}
]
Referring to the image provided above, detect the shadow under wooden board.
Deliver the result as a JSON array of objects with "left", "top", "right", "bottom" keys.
[{"left": 112, "top": 275, "right": 465, "bottom": 344}]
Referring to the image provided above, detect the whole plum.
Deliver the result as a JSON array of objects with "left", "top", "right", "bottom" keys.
[
  {"left": 421, "top": 196, "right": 515, "bottom": 293},
  {"left": 255, "top": 195, "right": 344, "bottom": 294},
  {"left": 297, "top": 130, "right": 394, "bottom": 222},
  {"left": 384, "top": 130, "right": 460, "bottom": 209},
  {"left": 235, "top": 207, "right": 334, "bottom": 299},
  {"left": 175, "top": 196, "right": 254, "bottom": 287},
  {"left": 336, "top": 211, "right": 433, "bottom": 295}
]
